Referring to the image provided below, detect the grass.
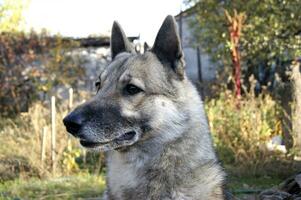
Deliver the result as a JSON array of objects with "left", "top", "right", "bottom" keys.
[
  {"left": 226, "top": 174, "right": 283, "bottom": 199},
  {"left": 0, "top": 173, "right": 105, "bottom": 200},
  {"left": 228, "top": 175, "right": 282, "bottom": 191},
  {"left": 0, "top": 171, "right": 283, "bottom": 200}
]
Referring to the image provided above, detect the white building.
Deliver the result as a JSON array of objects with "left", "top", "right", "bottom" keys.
[{"left": 175, "top": 9, "right": 217, "bottom": 83}]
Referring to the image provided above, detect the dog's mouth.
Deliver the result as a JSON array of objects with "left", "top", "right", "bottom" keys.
[{"left": 79, "top": 130, "right": 139, "bottom": 151}]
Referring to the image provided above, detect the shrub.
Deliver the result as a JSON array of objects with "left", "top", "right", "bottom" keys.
[
  {"left": 0, "top": 31, "right": 85, "bottom": 116},
  {"left": 205, "top": 89, "right": 296, "bottom": 176}
]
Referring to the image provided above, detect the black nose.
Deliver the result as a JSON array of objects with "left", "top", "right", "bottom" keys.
[{"left": 63, "top": 112, "right": 83, "bottom": 137}]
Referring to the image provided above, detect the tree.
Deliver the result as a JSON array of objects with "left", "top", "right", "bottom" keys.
[
  {"left": 186, "top": 0, "right": 301, "bottom": 151},
  {"left": 186, "top": 0, "right": 301, "bottom": 87},
  {"left": 0, "top": 0, "right": 86, "bottom": 116},
  {"left": 0, "top": 0, "right": 30, "bottom": 32}
]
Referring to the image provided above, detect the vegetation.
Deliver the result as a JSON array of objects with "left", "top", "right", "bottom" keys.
[
  {"left": 206, "top": 87, "right": 298, "bottom": 177},
  {"left": 0, "top": 172, "right": 284, "bottom": 199},
  {"left": 186, "top": 0, "right": 301, "bottom": 170},
  {"left": 186, "top": 0, "right": 301, "bottom": 86},
  {"left": 0, "top": 173, "right": 105, "bottom": 199},
  {"left": 0, "top": 0, "right": 300, "bottom": 199},
  {"left": 0, "top": 0, "right": 86, "bottom": 116},
  {"left": 0, "top": 0, "right": 29, "bottom": 32},
  {"left": 0, "top": 87, "right": 297, "bottom": 198},
  {"left": 0, "top": 31, "right": 86, "bottom": 116}
]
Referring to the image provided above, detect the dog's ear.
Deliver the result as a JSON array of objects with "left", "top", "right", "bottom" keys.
[
  {"left": 152, "top": 15, "right": 185, "bottom": 80},
  {"left": 144, "top": 42, "right": 150, "bottom": 51},
  {"left": 111, "top": 21, "right": 134, "bottom": 59}
]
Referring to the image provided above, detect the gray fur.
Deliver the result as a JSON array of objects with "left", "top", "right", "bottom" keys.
[{"left": 64, "top": 15, "right": 225, "bottom": 200}]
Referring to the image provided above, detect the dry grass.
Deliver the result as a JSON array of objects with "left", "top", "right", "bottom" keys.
[
  {"left": 0, "top": 101, "right": 67, "bottom": 179},
  {"left": 0, "top": 90, "right": 95, "bottom": 181},
  {"left": 0, "top": 83, "right": 299, "bottom": 195}
]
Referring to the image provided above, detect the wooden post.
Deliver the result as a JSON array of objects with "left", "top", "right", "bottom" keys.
[
  {"left": 82, "top": 98, "right": 87, "bottom": 165},
  {"left": 68, "top": 88, "right": 73, "bottom": 110},
  {"left": 41, "top": 127, "right": 47, "bottom": 165},
  {"left": 67, "top": 88, "right": 73, "bottom": 149},
  {"left": 292, "top": 60, "right": 301, "bottom": 152},
  {"left": 51, "top": 96, "right": 56, "bottom": 174},
  {"left": 94, "top": 153, "right": 104, "bottom": 175},
  {"left": 83, "top": 149, "right": 87, "bottom": 165},
  {"left": 196, "top": 46, "right": 203, "bottom": 83},
  {"left": 196, "top": 46, "right": 204, "bottom": 99},
  {"left": 179, "top": 8, "right": 183, "bottom": 44}
]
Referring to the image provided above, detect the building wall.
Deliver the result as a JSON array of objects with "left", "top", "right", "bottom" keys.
[{"left": 176, "top": 13, "right": 217, "bottom": 82}]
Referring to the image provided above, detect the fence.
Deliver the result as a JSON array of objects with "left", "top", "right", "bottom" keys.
[{"left": 39, "top": 87, "right": 88, "bottom": 173}]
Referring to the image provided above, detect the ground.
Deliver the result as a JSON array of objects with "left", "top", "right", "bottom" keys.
[{"left": 0, "top": 173, "right": 282, "bottom": 200}]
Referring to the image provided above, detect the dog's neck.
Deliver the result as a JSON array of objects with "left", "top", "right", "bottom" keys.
[{"left": 105, "top": 80, "right": 224, "bottom": 200}]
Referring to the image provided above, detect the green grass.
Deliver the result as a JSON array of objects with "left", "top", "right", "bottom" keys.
[
  {"left": 0, "top": 173, "right": 105, "bottom": 200},
  {"left": 0, "top": 171, "right": 284, "bottom": 200},
  {"left": 227, "top": 175, "right": 282, "bottom": 199},
  {"left": 228, "top": 175, "right": 282, "bottom": 191}
]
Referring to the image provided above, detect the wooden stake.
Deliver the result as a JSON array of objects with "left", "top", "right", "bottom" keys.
[
  {"left": 67, "top": 88, "right": 73, "bottom": 149},
  {"left": 83, "top": 149, "right": 86, "bottom": 165},
  {"left": 41, "top": 127, "right": 47, "bottom": 165},
  {"left": 292, "top": 60, "right": 301, "bottom": 151},
  {"left": 51, "top": 96, "right": 56, "bottom": 173},
  {"left": 68, "top": 88, "right": 73, "bottom": 110}
]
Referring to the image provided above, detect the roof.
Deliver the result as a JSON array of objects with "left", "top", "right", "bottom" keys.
[
  {"left": 72, "top": 36, "right": 139, "bottom": 47},
  {"left": 175, "top": 4, "right": 197, "bottom": 20}
]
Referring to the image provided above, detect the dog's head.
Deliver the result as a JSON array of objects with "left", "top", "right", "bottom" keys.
[{"left": 63, "top": 15, "right": 189, "bottom": 151}]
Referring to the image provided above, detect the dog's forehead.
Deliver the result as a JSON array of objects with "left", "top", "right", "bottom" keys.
[
  {"left": 123, "top": 53, "right": 161, "bottom": 78},
  {"left": 100, "top": 53, "right": 131, "bottom": 80},
  {"left": 101, "top": 52, "right": 163, "bottom": 82}
]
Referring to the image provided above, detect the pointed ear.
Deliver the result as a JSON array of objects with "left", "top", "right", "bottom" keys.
[
  {"left": 144, "top": 42, "right": 150, "bottom": 51},
  {"left": 111, "top": 21, "right": 134, "bottom": 59},
  {"left": 151, "top": 15, "right": 185, "bottom": 79}
]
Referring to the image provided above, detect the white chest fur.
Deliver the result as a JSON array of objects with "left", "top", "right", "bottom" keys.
[{"left": 107, "top": 152, "right": 141, "bottom": 199}]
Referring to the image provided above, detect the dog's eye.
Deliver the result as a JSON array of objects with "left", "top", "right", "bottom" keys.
[
  {"left": 95, "top": 81, "right": 101, "bottom": 92},
  {"left": 124, "top": 84, "right": 143, "bottom": 96}
]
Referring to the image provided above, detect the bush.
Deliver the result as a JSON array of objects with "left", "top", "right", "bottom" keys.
[
  {"left": 0, "top": 31, "right": 86, "bottom": 116},
  {"left": 206, "top": 89, "right": 296, "bottom": 176}
]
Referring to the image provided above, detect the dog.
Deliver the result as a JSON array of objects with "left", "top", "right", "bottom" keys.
[{"left": 63, "top": 15, "right": 225, "bottom": 200}]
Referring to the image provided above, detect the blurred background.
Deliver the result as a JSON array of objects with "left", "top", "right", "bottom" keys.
[{"left": 0, "top": 0, "right": 301, "bottom": 199}]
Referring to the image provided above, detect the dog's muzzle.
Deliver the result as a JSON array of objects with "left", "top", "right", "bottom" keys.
[{"left": 63, "top": 111, "right": 141, "bottom": 151}]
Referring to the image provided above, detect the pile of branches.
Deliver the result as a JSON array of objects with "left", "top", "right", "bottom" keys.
[{"left": 260, "top": 173, "right": 301, "bottom": 200}]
